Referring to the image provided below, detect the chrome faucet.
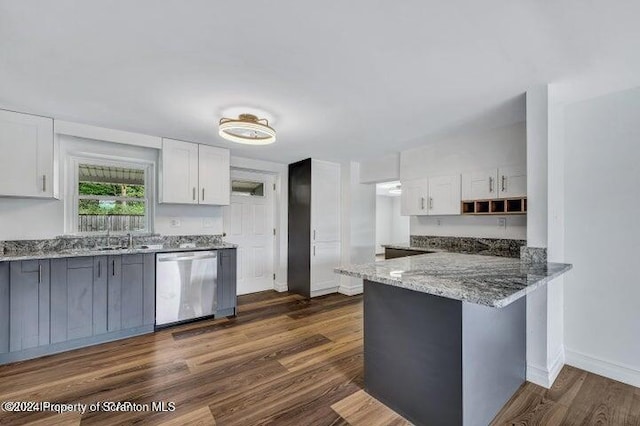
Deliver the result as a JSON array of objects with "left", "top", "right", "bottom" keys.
[{"left": 127, "top": 233, "right": 133, "bottom": 248}]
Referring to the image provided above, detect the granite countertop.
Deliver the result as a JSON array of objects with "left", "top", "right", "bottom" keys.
[
  {"left": 382, "top": 244, "right": 443, "bottom": 253},
  {"left": 0, "top": 243, "right": 238, "bottom": 262},
  {"left": 335, "top": 252, "right": 572, "bottom": 308}
]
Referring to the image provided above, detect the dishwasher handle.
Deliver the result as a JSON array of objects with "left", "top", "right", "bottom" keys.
[{"left": 157, "top": 251, "right": 218, "bottom": 262}]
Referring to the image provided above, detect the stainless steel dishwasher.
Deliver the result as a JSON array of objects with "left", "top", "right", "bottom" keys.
[{"left": 156, "top": 251, "right": 217, "bottom": 327}]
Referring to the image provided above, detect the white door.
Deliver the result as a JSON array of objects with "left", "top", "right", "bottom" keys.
[
  {"left": 0, "top": 109, "right": 54, "bottom": 198},
  {"left": 498, "top": 165, "right": 527, "bottom": 198},
  {"left": 428, "top": 174, "right": 461, "bottom": 215},
  {"left": 462, "top": 169, "right": 498, "bottom": 200},
  {"left": 400, "top": 178, "right": 428, "bottom": 216},
  {"left": 223, "top": 170, "right": 275, "bottom": 295},
  {"left": 160, "top": 138, "right": 199, "bottom": 204},
  {"left": 198, "top": 145, "right": 230, "bottom": 206}
]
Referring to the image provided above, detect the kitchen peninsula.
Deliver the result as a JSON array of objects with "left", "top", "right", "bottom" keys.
[{"left": 335, "top": 252, "right": 572, "bottom": 426}]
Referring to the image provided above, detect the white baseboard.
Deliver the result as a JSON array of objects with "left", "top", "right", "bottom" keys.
[
  {"left": 527, "top": 349, "right": 565, "bottom": 389},
  {"left": 310, "top": 286, "right": 339, "bottom": 298},
  {"left": 338, "top": 282, "right": 363, "bottom": 296},
  {"left": 273, "top": 281, "right": 288, "bottom": 292},
  {"left": 565, "top": 348, "right": 640, "bottom": 388}
]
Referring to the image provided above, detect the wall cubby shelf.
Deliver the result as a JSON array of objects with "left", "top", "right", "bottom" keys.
[{"left": 461, "top": 197, "right": 527, "bottom": 215}]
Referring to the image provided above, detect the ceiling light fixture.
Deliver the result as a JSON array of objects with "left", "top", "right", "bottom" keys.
[
  {"left": 218, "top": 113, "right": 276, "bottom": 145},
  {"left": 389, "top": 184, "right": 402, "bottom": 195}
]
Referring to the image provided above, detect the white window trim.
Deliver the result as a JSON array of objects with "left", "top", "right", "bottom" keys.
[{"left": 65, "top": 152, "right": 155, "bottom": 236}]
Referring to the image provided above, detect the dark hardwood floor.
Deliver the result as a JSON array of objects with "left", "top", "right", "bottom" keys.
[{"left": 0, "top": 291, "right": 637, "bottom": 425}]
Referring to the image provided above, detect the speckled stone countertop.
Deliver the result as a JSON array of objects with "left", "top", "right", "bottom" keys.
[
  {"left": 335, "top": 252, "right": 572, "bottom": 308},
  {"left": 0, "top": 243, "right": 238, "bottom": 261},
  {"left": 0, "top": 235, "right": 237, "bottom": 262},
  {"left": 382, "top": 244, "right": 443, "bottom": 253}
]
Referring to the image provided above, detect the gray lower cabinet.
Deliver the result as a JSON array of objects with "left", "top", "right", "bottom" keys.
[
  {"left": 9, "top": 260, "right": 50, "bottom": 352},
  {"left": 0, "top": 262, "right": 9, "bottom": 354},
  {"left": 217, "top": 249, "right": 237, "bottom": 317},
  {"left": 1, "top": 254, "right": 155, "bottom": 365},
  {"left": 51, "top": 254, "right": 155, "bottom": 343}
]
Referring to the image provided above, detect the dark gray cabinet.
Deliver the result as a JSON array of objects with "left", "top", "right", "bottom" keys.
[
  {"left": 50, "top": 254, "right": 155, "bottom": 344},
  {"left": 50, "top": 257, "right": 109, "bottom": 344},
  {"left": 119, "top": 254, "right": 155, "bottom": 330},
  {"left": 0, "top": 262, "right": 9, "bottom": 354},
  {"left": 217, "top": 249, "right": 237, "bottom": 317},
  {"left": 9, "top": 260, "right": 50, "bottom": 352}
]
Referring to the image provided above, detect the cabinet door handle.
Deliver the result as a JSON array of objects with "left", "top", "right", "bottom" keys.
[
  {"left": 501, "top": 176, "right": 506, "bottom": 192},
  {"left": 98, "top": 261, "right": 101, "bottom": 278},
  {"left": 421, "top": 197, "right": 425, "bottom": 210},
  {"left": 42, "top": 175, "right": 46, "bottom": 192},
  {"left": 313, "top": 246, "right": 316, "bottom": 256},
  {"left": 38, "top": 264, "right": 42, "bottom": 284},
  {"left": 112, "top": 259, "right": 115, "bottom": 276},
  {"left": 489, "top": 176, "right": 493, "bottom": 193},
  {"left": 313, "top": 230, "right": 316, "bottom": 240},
  {"left": 202, "top": 188, "right": 205, "bottom": 201},
  {"left": 192, "top": 187, "right": 196, "bottom": 201},
  {"left": 429, "top": 197, "right": 434, "bottom": 209}
]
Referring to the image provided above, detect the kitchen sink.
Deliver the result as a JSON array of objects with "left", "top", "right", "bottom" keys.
[{"left": 94, "top": 246, "right": 128, "bottom": 251}]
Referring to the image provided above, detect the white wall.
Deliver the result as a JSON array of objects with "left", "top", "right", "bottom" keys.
[
  {"left": 562, "top": 86, "right": 640, "bottom": 387},
  {"left": 376, "top": 195, "right": 410, "bottom": 253},
  {"left": 391, "top": 197, "right": 409, "bottom": 245},
  {"left": 375, "top": 196, "right": 392, "bottom": 253},
  {"left": 340, "top": 161, "right": 376, "bottom": 295},
  {"left": 359, "top": 153, "right": 400, "bottom": 184},
  {"left": 401, "top": 121, "right": 527, "bottom": 240}
]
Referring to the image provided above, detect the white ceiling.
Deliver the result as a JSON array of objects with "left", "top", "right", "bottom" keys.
[{"left": 1, "top": 1, "right": 639, "bottom": 164}]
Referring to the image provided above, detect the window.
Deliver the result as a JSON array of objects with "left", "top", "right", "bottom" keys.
[
  {"left": 231, "top": 179, "right": 264, "bottom": 197},
  {"left": 72, "top": 161, "right": 151, "bottom": 234}
]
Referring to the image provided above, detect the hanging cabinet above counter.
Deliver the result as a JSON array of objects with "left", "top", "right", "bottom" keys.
[
  {"left": 0, "top": 109, "right": 58, "bottom": 199},
  {"left": 159, "top": 138, "right": 230, "bottom": 205}
]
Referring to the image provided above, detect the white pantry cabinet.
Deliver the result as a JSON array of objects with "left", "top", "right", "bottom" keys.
[
  {"left": 288, "top": 158, "right": 342, "bottom": 298},
  {"left": 0, "top": 109, "right": 56, "bottom": 198},
  {"left": 400, "top": 175, "right": 460, "bottom": 216},
  {"left": 160, "top": 138, "right": 230, "bottom": 205}
]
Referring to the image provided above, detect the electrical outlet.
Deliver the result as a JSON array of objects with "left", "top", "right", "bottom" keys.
[
  {"left": 497, "top": 218, "right": 506, "bottom": 228},
  {"left": 203, "top": 217, "right": 214, "bottom": 228},
  {"left": 170, "top": 218, "right": 181, "bottom": 228},
  {"left": 436, "top": 218, "right": 442, "bottom": 226}
]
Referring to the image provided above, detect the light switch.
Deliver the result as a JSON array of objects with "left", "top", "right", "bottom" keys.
[
  {"left": 497, "top": 218, "right": 506, "bottom": 228},
  {"left": 170, "top": 218, "right": 181, "bottom": 228}
]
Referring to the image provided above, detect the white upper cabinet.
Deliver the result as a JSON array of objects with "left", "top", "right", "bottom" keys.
[
  {"left": 198, "top": 145, "right": 230, "bottom": 206},
  {"left": 400, "top": 178, "right": 428, "bottom": 216},
  {"left": 160, "top": 138, "right": 199, "bottom": 204},
  {"left": 427, "top": 175, "right": 461, "bottom": 215},
  {"left": 462, "top": 168, "right": 498, "bottom": 201},
  {"left": 311, "top": 159, "right": 341, "bottom": 242},
  {"left": 0, "top": 109, "right": 56, "bottom": 198},
  {"left": 498, "top": 164, "right": 527, "bottom": 198},
  {"left": 160, "top": 138, "right": 230, "bottom": 205},
  {"left": 461, "top": 165, "right": 527, "bottom": 200},
  {"left": 401, "top": 176, "right": 460, "bottom": 216}
]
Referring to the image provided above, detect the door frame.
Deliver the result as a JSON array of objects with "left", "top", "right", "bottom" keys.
[{"left": 226, "top": 164, "right": 286, "bottom": 292}]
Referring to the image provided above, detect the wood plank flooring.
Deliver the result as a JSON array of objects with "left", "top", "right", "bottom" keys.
[{"left": 0, "top": 290, "right": 638, "bottom": 425}]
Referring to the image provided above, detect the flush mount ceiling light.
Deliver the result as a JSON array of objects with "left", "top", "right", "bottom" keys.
[{"left": 218, "top": 113, "right": 276, "bottom": 145}]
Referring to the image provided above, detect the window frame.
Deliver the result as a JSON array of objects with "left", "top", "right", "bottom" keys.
[{"left": 66, "top": 154, "right": 155, "bottom": 236}]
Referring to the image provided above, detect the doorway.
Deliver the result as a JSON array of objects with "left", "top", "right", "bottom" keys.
[
  {"left": 223, "top": 169, "right": 276, "bottom": 295},
  {"left": 375, "top": 181, "right": 409, "bottom": 260}
]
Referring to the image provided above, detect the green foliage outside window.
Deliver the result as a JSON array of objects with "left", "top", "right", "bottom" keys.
[{"left": 79, "top": 182, "right": 145, "bottom": 216}]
